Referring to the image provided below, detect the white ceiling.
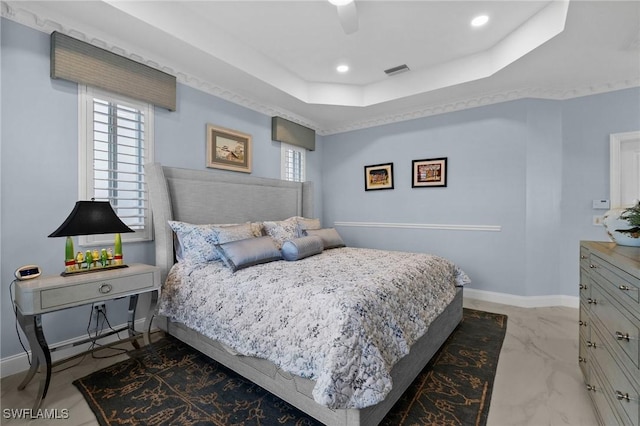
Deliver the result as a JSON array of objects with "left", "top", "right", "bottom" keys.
[{"left": 2, "top": 1, "right": 639, "bottom": 135}]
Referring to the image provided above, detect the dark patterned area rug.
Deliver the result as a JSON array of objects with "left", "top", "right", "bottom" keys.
[{"left": 74, "top": 309, "right": 507, "bottom": 426}]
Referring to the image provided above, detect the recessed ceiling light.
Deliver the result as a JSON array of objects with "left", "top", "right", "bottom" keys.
[
  {"left": 336, "top": 64, "right": 349, "bottom": 73},
  {"left": 471, "top": 15, "right": 489, "bottom": 27},
  {"left": 328, "top": 0, "right": 353, "bottom": 5}
]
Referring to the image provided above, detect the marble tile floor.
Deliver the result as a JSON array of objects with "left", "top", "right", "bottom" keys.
[{"left": 1, "top": 299, "right": 599, "bottom": 426}]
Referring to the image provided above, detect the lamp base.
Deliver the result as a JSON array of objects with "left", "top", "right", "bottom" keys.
[{"left": 60, "top": 264, "right": 129, "bottom": 277}]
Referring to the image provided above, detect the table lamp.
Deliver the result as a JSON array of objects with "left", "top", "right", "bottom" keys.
[{"left": 48, "top": 200, "right": 134, "bottom": 276}]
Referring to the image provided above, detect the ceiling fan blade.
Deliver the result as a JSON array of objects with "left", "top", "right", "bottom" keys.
[{"left": 336, "top": 1, "right": 358, "bottom": 34}]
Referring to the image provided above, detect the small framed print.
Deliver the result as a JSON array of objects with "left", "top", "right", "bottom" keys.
[
  {"left": 206, "top": 124, "right": 252, "bottom": 173},
  {"left": 412, "top": 157, "right": 447, "bottom": 188},
  {"left": 364, "top": 162, "right": 394, "bottom": 191}
]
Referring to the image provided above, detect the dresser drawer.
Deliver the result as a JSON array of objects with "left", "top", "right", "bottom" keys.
[
  {"left": 589, "top": 360, "right": 626, "bottom": 426},
  {"left": 591, "top": 255, "right": 640, "bottom": 310},
  {"left": 591, "top": 285, "right": 640, "bottom": 376},
  {"left": 580, "top": 246, "right": 592, "bottom": 271},
  {"left": 580, "top": 267, "right": 592, "bottom": 305},
  {"left": 40, "top": 272, "right": 155, "bottom": 310},
  {"left": 591, "top": 324, "right": 640, "bottom": 426},
  {"left": 579, "top": 335, "right": 590, "bottom": 380}
]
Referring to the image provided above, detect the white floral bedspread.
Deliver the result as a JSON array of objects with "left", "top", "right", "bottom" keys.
[{"left": 158, "top": 247, "right": 469, "bottom": 409}]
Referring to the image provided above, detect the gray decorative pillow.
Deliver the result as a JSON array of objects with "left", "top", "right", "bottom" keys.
[
  {"left": 304, "top": 228, "right": 346, "bottom": 249},
  {"left": 214, "top": 223, "right": 255, "bottom": 244},
  {"left": 263, "top": 217, "right": 299, "bottom": 249},
  {"left": 215, "top": 236, "right": 282, "bottom": 272},
  {"left": 296, "top": 217, "right": 322, "bottom": 234},
  {"left": 281, "top": 236, "right": 324, "bottom": 261}
]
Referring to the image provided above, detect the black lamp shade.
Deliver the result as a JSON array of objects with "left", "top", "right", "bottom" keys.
[{"left": 48, "top": 200, "right": 134, "bottom": 237}]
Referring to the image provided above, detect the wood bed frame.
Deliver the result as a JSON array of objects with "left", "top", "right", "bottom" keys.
[{"left": 146, "top": 163, "right": 463, "bottom": 426}]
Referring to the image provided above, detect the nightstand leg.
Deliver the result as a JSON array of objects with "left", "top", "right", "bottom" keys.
[
  {"left": 143, "top": 289, "right": 159, "bottom": 346},
  {"left": 127, "top": 294, "right": 141, "bottom": 349},
  {"left": 16, "top": 311, "right": 51, "bottom": 411}
]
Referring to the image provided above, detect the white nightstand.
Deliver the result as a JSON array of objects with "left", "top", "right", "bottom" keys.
[{"left": 12, "top": 263, "right": 161, "bottom": 411}]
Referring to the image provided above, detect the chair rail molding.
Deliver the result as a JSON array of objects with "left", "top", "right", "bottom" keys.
[{"left": 334, "top": 221, "right": 501, "bottom": 232}]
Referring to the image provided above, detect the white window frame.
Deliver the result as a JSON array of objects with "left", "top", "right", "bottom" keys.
[
  {"left": 281, "top": 143, "right": 306, "bottom": 182},
  {"left": 78, "top": 85, "right": 154, "bottom": 246}
]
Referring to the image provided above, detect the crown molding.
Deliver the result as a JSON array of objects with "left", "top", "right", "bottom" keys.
[
  {"left": 2, "top": 1, "right": 639, "bottom": 137},
  {"left": 0, "top": 2, "right": 321, "bottom": 133},
  {"left": 321, "top": 78, "right": 640, "bottom": 135}
]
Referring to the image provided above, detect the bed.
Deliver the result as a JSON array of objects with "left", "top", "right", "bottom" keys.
[{"left": 146, "top": 163, "right": 465, "bottom": 426}]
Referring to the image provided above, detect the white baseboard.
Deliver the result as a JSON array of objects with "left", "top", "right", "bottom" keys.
[
  {"left": 1, "top": 318, "right": 153, "bottom": 379},
  {"left": 464, "top": 287, "right": 579, "bottom": 309}
]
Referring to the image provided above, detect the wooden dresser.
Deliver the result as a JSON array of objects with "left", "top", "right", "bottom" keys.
[{"left": 579, "top": 241, "right": 640, "bottom": 425}]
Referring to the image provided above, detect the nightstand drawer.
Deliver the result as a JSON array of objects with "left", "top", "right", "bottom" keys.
[{"left": 41, "top": 272, "right": 155, "bottom": 310}]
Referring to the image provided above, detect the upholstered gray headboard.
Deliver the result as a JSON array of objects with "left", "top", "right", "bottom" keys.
[{"left": 146, "top": 163, "right": 314, "bottom": 280}]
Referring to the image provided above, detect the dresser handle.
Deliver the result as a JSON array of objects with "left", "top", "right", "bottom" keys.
[
  {"left": 578, "top": 356, "right": 587, "bottom": 363},
  {"left": 579, "top": 320, "right": 588, "bottom": 327},
  {"left": 587, "top": 340, "right": 597, "bottom": 348},
  {"left": 615, "top": 331, "right": 631, "bottom": 342},
  {"left": 579, "top": 284, "right": 588, "bottom": 290},
  {"left": 618, "top": 285, "right": 630, "bottom": 291},
  {"left": 589, "top": 264, "right": 596, "bottom": 269},
  {"left": 587, "top": 298, "right": 597, "bottom": 305},
  {"left": 580, "top": 255, "right": 587, "bottom": 259},
  {"left": 616, "top": 391, "right": 637, "bottom": 402},
  {"left": 586, "top": 384, "right": 597, "bottom": 392},
  {"left": 98, "top": 283, "right": 113, "bottom": 294}
]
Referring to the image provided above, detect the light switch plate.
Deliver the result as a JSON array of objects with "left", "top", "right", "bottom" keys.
[{"left": 592, "top": 199, "right": 610, "bottom": 209}]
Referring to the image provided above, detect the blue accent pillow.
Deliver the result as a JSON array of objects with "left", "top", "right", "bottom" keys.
[
  {"left": 215, "top": 236, "right": 282, "bottom": 272},
  {"left": 281, "top": 236, "right": 324, "bottom": 261}
]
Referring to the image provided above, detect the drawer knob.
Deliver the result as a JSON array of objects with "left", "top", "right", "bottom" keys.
[
  {"left": 587, "top": 298, "right": 597, "bottom": 305},
  {"left": 98, "top": 283, "right": 113, "bottom": 294},
  {"left": 578, "top": 356, "right": 587, "bottom": 363},
  {"left": 589, "top": 264, "right": 596, "bottom": 269},
  {"left": 587, "top": 340, "right": 597, "bottom": 348},
  {"left": 580, "top": 255, "right": 587, "bottom": 259},
  {"left": 579, "top": 320, "right": 588, "bottom": 327},
  {"left": 618, "top": 285, "right": 630, "bottom": 291},
  {"left": 615, "top": 331, "right": 631, "bottom": 342},
  {"left": 579, "top": 284, "right": 588, "bottom": 290},
  {"left": 586, "top": 384, "right": 597, "bottom": 392}
]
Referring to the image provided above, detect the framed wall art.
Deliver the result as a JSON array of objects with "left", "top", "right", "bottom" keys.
[
  {"left": 412, "top": 157, "right": 447, "bottom": 188},
  {"left": 206, "top": 124, "right": 252, "bottom": 173},
  {"left": 364, "top": 162, "right": 394, "bottom": 191}
]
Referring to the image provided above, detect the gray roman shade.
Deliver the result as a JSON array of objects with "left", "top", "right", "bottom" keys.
[
  {"left": 51, "top": 31, "right": 176, "bottom": 111},
  {"left": 272, "top": 116, "right": 315, "bottom": 151}
]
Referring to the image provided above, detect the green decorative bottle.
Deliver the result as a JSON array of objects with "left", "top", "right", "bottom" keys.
[
  {"left": 114, "top": 233, "right": 123, "bottom": 265},
  {"left": 64, "top": 236, "right": 75, "bottom": 272}
]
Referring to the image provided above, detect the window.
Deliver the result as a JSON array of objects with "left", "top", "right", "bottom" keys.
[
  {"left": 281, "top": 143, "right": 306, "bottom": 182},
  {"left": 79, "top": 86, "right": 154, "bottom": 245}
]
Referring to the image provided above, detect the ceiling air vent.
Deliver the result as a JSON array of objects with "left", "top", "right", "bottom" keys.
[{"left": 384, "top": 64, "right": 410, "bottom": 76}]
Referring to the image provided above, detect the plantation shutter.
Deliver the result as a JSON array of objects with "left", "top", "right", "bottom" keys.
[{"left": 91, "top": 97, "right": 147, "bottom": 230}]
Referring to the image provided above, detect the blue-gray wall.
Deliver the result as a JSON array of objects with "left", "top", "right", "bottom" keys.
[
  {"left": 2, "top": 17, "right": 639, "bottom": 363},
  {"left": 0, "top": 19, "right": 322, "bottom": 360},
  {"left": 321, "top": 91, "right": 640, "bottom": 299}
]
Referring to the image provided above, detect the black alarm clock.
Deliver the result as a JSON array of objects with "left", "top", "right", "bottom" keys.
[{"left": 14, "top": 265, "right": 42, "bottom": 280}]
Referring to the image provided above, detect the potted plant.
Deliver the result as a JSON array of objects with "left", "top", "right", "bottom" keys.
[
  {"left": 603, "top": 201, "right": 640, "bottom": 247},
  {"left": 617, "top": 202, "right": 640, "bottom": 238}
]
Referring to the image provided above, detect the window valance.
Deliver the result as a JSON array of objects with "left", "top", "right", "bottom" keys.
[{"left": 51, "top": 31, "right": 176, "bottom": 111}]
